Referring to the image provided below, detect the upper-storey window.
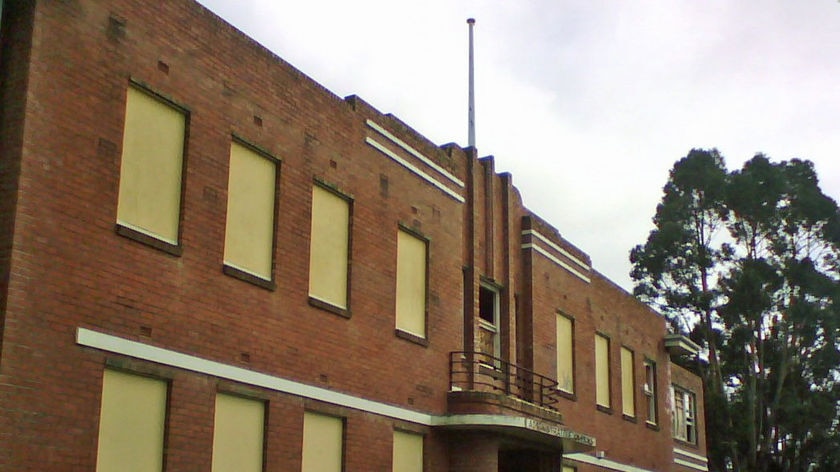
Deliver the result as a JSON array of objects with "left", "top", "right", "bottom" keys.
[
  {"left": 96, "top": 369, "right": 168, "bottom": 472},
  {"left": 308, "top": 184, "right": 351, "bottom": 314},
  {"left": 211, "top": 393, "right": 265, "bottom": 472},
  {"left": 672, "top": 385, "right": 698, "bottom": 444},
  {"left": 478, "top": 284, "right": 500, "bottom": 362},
  {"left": 644, "top": 359, "right": 658, "bottom": 425},
  {"left": 395, "top": 228, "right": 428, "bottom": 341},
  {"left": 556, "top": 313, "right": 575, "bottom": 394},
  {"left": 223, "top": 140, "right": 278, "bottom": 287},
  {"left": 620, "top": 346, "right": 636, "bottom": 418},
  {"left": 595, "top": 333, "right": 611, "bottom": 409},
  {"left": 116, "top": 85, "right": 187, "bottom": 254}
]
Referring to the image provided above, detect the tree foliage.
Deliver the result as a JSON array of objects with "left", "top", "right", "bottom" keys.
[{"left": 631, "top": 149, "right": 840, "bottom": 472}]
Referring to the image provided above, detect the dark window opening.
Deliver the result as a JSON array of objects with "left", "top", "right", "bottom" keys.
[{"left": 479, "top": 286, "right": 495, "bottom": 323}]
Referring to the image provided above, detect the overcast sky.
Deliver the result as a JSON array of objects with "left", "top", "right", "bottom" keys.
[{"left": 199, "top": 0, "right": 840, "bottom": 291}]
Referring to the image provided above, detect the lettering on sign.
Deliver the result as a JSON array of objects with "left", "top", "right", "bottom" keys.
[{"left": 524, "top": 418, "right": 596, "bottom": 447}]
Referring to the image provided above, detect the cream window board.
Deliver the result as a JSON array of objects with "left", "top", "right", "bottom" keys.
[
  {"left": 392, "top": 430, "right": 423, "bottom": 472},
  {"left": 395, "top": 229, "right": 427, "bottom": 337},
  {"left": 302, "top": 412, "right": 343, "bottom": 472},
  {"left": 211, "top": 394, "right": 265, "bottom": 472},
  {"left": 96, "top": 369, "right": 167, "bottom": 472},
  {"left": 308, "top": 185, "right": 350, "bottom": 308},
  {"left": 556, "top": 314, "right": 574, "bottom": 393},
  {"left": 117, "top": 86, "right": 185, "bottom": 244},
  {"left": 223, "top": 142, "right": 276, "bottom": 280},
  {"left": 595, "top": 334, "right": 610, "bottom": 407},
  {"left": 620, "top": 347, "right": 635, "bottom": 417}
]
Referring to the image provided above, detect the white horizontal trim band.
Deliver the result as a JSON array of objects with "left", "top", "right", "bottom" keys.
[
  {"left": 674, "top": 447, "right": 709, "bottom": 463},
  {"left": 674, "top": 457, "right": 709, "bottom": 471},
  {"left": 76, "top": 328, "right": 434, "bottom": 425},
  {"left": 366, "top": 120, "right": 464, "bottom": 188},
  {"left": 365, "top": 137, "right": 465, "bottom": 203},
  {"left": 521, "top": 243, "right": 591, "bottom": 283},
  {"left": 76, "top": 327, "right": 597, "bottom": 450},
  {"left": 565, "top": 453, "right": 653, "bottom": 472},
  {"left": 521, "top": 229, "right": 590, "bottom": 271}
]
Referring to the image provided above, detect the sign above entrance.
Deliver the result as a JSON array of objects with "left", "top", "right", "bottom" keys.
[{"left": 524, "top": 418, "right": 595, "bottom": 447}]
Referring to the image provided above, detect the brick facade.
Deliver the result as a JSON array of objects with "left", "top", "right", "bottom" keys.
[{"left": 0, "top": 0, "right": 707, "bottom": 470}]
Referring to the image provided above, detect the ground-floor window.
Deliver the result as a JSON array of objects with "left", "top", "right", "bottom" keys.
[
  {"left": 392, "top": 430, "right": 424, "bottom": 472},
  {"left": 302, "top": 411, "right": 345, "bottom": 472},
  {"left": 96, "top": 369, "right": 168, "bottom": 472}
]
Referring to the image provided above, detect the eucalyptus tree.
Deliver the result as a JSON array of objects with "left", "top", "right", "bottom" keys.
[{"left": 631, "top": 150, "right": 840, "bottom": 472}]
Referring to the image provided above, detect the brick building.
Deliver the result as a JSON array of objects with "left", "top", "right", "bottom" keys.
[{"left": 0, "top": 0, "right": 709, "bottom": 471}]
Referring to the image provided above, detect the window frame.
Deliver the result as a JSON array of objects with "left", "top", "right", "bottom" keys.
[
  {"left": 307, "top": 180, "right": 353, "bottom": 317},
  {"left": 478, "top": 282, "right": 501, "bottom": 365},
  {"left": 671, "top": 385, "right": 698, "bottom": 444},
  {"left": 394, "top": 224, "right": 430, "bottom": 346},
  {"left": 221, "top": 135, "right": 281, "bottom": 290},
  {"left": 115, "top": 80, "right": 190, "bottom": 256},
  {"left": 643, "top": 358, "right": 658, "bottom": 427}
]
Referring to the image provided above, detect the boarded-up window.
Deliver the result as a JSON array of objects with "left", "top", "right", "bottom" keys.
[
  {"left": 392, "top": 430, "right": 423, "bottom": 472},
  {"left": 117, "top": 86, "right": 186, "bottom": 245},
  {"left": 595, "top": 333, "right": 610, "bottom": 408},
  {"left": 211, "top": 394, "right": 265, "bottom": 472},
  {"left": 223, "top": 141, "right": 277, "bottom": 281},
  {"left": 302, "top": 412, "right": 343, "bottom": 472},
  {"left": 395, "top": 229, "right": 427, "bottom": 338},
  {"left": 96, "top": 369, "right": 167, "bottom": 472},
  {"left": 556, "top": 314, "right": 574, "bottom": 393},
  {"left": 621, "top": 347, "right": 635, "bottom": 417},
  {"left": 308, "top": 185, "right": 350, "bottom": 309}
]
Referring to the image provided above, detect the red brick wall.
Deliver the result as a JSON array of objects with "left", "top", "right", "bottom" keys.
[
  {"left": 523, "top": 227, "right": 675, "bottom": 470},
  {"left": 0, "top": 0, "right": 463, "bottom": 469},
  {"left": 0, "top": 0, "right": 706, "bottom": 470}
]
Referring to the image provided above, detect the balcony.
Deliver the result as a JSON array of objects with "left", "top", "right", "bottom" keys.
[
  {"left": 443, "top": 351, "right": 596, "bottom": 453},
  {"left": 448, "top": 351, "right": 561, "bottom": 412}
]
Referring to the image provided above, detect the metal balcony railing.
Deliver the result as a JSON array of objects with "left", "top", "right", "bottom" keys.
[{"left": 448, "top": 351, "right": 561, "bottom": 410}]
